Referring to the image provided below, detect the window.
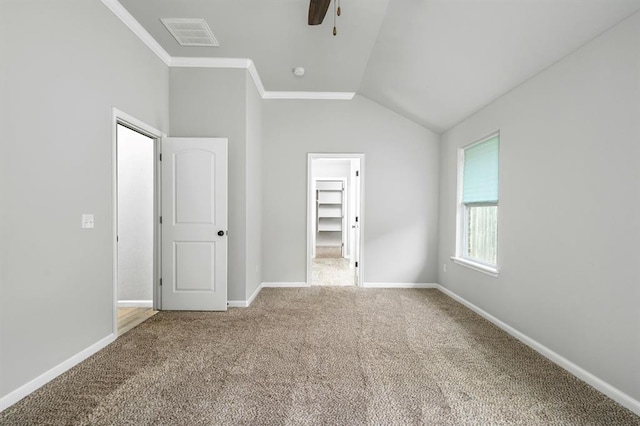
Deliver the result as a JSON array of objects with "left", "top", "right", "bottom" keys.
[{"left": 454, "top": 133, "right": 499, "bottom": 275}]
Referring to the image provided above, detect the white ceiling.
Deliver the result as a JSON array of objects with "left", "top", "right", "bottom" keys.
[
  {"left": 117, "top": 0, "right": 640, "bottom": 133},
  {"left": 118, "top": 0, "right": 390, "bottom": 92},
  {"left": 359, "top": 0, "right": 640, "bottom": 133}
]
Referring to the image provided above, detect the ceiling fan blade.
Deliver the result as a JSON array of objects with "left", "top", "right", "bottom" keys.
[{"left": 308, "top": 0, "right": 331, "bottom": 25}]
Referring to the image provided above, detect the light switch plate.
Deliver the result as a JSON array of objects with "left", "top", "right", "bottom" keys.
[{"left": 82, "top": 214, "right": 94, "bottom": 229}]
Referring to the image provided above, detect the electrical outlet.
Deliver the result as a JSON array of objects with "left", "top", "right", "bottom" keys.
[{"left": 82, "top": 214, "right": 94, "bottom": 229}]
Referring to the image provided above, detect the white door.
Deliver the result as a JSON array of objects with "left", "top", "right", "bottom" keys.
[{"left": 161, "top": 137, "right": 228, "bottom": 311}]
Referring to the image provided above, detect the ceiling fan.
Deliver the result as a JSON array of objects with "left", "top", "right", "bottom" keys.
[{"left": 308, "top": 0, "right": 342, "bottom": 35}]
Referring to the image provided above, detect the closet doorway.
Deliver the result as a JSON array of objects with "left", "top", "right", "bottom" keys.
[
  {"left": 113, "top": 110, "right": 161, "bottom": 335},
  {"left": 307, "top": 154, "right": 364, "bottom": 286}
]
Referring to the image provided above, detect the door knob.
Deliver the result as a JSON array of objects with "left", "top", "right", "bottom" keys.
[{"left": 218, "top": 230, "right": 225, "bottom": 236}]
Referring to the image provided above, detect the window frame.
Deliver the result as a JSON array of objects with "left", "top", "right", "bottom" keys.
[{"left": 452, "top": 132, "right": 500, "bottom": 277}]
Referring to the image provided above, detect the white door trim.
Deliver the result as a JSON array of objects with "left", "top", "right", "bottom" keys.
[
  {"left": 307, "top": 153, "right": 365, "bottom": 287},
  {"left": 111, "top": 108, "right": 164, "bottom": 336}
]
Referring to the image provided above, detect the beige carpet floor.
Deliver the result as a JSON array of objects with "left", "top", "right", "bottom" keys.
[
  {"left": 311, "top": 257, "right": 354, "bottom": 286},
  {"left": 315, "top": 246, "right": 342, "bottom": 258},
  {"left": 2, "top": 288, "right": 639, "bottom": 425}
]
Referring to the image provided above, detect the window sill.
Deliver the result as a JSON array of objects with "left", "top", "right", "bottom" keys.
[{"left": 451, "top": 257, "right": 499, "bottom": 278}]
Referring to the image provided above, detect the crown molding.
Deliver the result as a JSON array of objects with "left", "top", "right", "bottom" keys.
[
  {"left": 168, "top": 58, "right": 353, "bottom": 100},
  {"left": 169, "top": 57, "right": 267, "bottom": 97},
  {"left": 101, "top": 0, "right": 353, "bottom": 101},
  {"left": 101, "top": 0, "right": 171, "bottom": 66},
  {"left": 263, "top": 91, "right": 356, "bottom": 100},
  {"left": 169, "top": 57, "right": 251, "bottom": 69},
  {"left": 247, "top": 60, "right": 266, "bottom": 98}
]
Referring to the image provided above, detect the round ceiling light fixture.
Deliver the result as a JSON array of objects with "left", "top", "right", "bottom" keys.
[{"left": 293, "top": 67, "right": 305, "bottom": 77}]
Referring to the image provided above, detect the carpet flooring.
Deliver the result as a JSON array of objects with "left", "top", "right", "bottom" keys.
[
  {"left": 314, "top": 247, "right": 342, "bottom": 258},
  {"left": 311, "top": 257, "right": 354, "bottom": 286},
  {"left": 2, "top": 288, "right": 639, "bottom": 425}
]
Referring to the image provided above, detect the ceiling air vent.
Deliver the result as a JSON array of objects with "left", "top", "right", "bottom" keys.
[{"left": 160, "top": 18, "right": 219, "bottom": 47}]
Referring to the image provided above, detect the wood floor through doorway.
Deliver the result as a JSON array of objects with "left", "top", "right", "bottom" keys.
[{"left": 117, "top": 307, "right": 158, "bottom": 336}]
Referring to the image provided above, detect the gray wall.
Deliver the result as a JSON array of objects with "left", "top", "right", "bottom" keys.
[
  {"left": 0, "top": 0, "right": 169, "bottom": 398},
  {"left": 262, "top": 96, "right": 440, "bottom": 284},
  {"left": 245, "top": 75, "right": 263, "bottom": 300},
  {"left": 438, "top": 12, "right": 640, "bottom": 401},
  {"left": 170, "top": 67, "right": 260, "bottom": 302}
]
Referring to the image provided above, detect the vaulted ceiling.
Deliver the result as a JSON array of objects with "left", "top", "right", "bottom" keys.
[{"left": 118, "top": 0, "right": 640, "bottom": 133}]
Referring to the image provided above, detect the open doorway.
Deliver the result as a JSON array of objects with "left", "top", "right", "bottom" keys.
[
  {"left": 112, "top": 109, "right": 162, "bottom": 336},
  {"left": 307, "top": 154, "right": 364, "bottom": 286}
]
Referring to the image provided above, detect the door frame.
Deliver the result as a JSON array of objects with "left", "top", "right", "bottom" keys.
[
  {"left": 111, "top": 108, "right": 164, "bottom": 335},
  {"left": 306, "top": 153, "right": 365, "bottom": 286}
]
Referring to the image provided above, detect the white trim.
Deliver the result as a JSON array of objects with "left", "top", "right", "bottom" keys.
[
  {"left": 117, "top": 300, "right": 153, "bottom": 308},
  {"left": 112, "top": 108, "right": 165, "bottom": 335},
  {"left": 0, "top": 334, "right": 116, "bottom": 411},
  {"left": 246, "top": 283, "right": 263, "bottom": 305},
  {"left": 261, "top": 282, "right": 310, "bottom": 288},
  {"left": 455, "top": 131, "right": 501, "bottom": 267},
  {"left": 99, "top": 2, "right": 355, "bottom": 101},
  {"left": 169, "top": 57, "right": 251, "bottom": 69},
  {"left": 307, "top": 154, "right": 365, "bottom": 288},
  {"left": 362, "top": 282, "right": 438, "bottom": 289},
  {"left": 435, "top": 284, "right": 640, "bottom": 416},
  {"left": 169, "top": 57, "right": 351, "bottom": 100},
  {"left": 227, "top": 283, "right": 265, "bottom": 308},
  {"left": 169, "top": 57, "right": 352, "bottom": 100},
  {"left": 451, "top": 256, "right": 499, "bottom": 277},
  {"left": 247, "top": 60, "right": 266, "bottom": 97},
  {"left": 113, "top": 109, "right": 163, "bottom": 138},
  {"left": 100, "top": 0, "right": 171, "bottom": 66},
  {"left": 263, "top": 91, "right": 355, "bottom": 100}
]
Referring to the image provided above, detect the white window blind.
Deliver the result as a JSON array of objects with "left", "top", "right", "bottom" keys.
[{"left": 462, "top": 135, "right": 499, "bottom": 204}]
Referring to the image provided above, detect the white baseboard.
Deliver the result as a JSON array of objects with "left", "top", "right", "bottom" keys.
[
  {"left": 435, "top": 284, "right": 640, "bottom": 416},
  {"left": 228, "top": 282, "right": 309, "bottom": 308},
  {"left": 0, "top": 333, "right": 116, "bottom": 412},
  {"left": 227, "top": 284, "right": 264, "bottom": 308},
  {"left": 246, "top": 284, "right": 263, "bottom": 306},
  {"left": 5, "top": 286, "right": 637, "bottom": 417},
  {"left": 228, "top": 285, "right": 263, "bottom": 308},
  {"left": 261, "top": 282, "right": 310, "bottom": 288},
  {"left": 362, "top": 282, "right": 438, "bottom": 289},
  {"left": 117, "top": 300, "right": 152, "bottom": 308},
  {"left": 227, "top": 300, "right": 249, "bottom": 308}
]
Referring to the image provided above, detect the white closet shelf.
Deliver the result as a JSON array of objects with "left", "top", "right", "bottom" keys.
[{"left": 315, "top": 180, "right": 345, "bottom": 255}]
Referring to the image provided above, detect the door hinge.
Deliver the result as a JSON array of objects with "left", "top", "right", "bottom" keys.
[
  {"left": 159, "top": 153, "right": 162, "bottom": 161},
  {"left": 159, "top": 278, "right": 162, "bottom": 286},
  {"left": 159, "top": 216, "right": 162, "bottom": 224},
  {"left": 356, "top": 170, "right": 359, "bottom": 177},
  {"left": 355, "top": 216, "right": 359, "bottom": 222},
  {"left": 355, "top": 262, "right": 359, "bottom": 267}
]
